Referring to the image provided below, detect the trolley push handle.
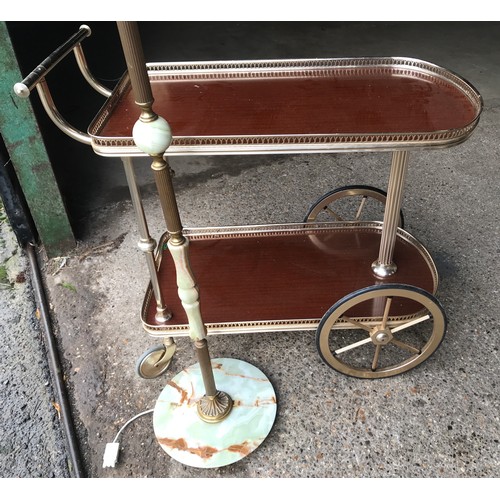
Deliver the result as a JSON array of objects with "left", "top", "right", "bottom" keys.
[
  {"left": 12, "top": 24, "right": 112, "bottom": 145},
  {"left": 14, "top": 25, "right": 92, "bottom": 98}
]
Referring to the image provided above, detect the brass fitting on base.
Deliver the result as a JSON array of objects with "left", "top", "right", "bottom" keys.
[
  {"left": 197, "top": 391, "right": 233, "bottom": 423},
  {"left": 194, "top": 338, "right": 233, "bottom": 423}
]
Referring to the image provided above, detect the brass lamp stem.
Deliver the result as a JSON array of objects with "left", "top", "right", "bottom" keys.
[
  {"left": 116, "top": 21, "right": 232, "bottom": 424},
  {"left": 116, "top": 22, "right": 155, "bottom": 115}
]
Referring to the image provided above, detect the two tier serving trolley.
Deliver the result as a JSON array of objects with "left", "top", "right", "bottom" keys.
[{"left": 15, "top": 23, "right": 482, "bottom": 468}]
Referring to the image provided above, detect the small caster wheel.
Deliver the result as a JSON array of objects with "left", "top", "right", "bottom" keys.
[
  {"left": 316, "top": 284, "right": 446, "bottom": 379},
  {"left": 305, "top": 185, "right": 404, "bottom": 227},
  {"left": 136, "top": 341, "right": 176, "bottom": 379}
]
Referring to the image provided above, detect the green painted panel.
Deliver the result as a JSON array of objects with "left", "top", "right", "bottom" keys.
[{"left": 0, "top": 21, "right": 75, "bottom": 257}]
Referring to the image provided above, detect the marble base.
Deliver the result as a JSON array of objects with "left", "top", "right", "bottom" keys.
[{"left": 153, "top": 358, "right": 277, "bottom": 468}]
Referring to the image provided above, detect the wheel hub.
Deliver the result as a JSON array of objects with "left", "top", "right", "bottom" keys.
[{"left": 372, "top": 327, "right": 393, "bottom": 345}]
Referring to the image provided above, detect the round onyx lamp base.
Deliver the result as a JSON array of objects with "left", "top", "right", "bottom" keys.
[{"left": 153, "top": 358, "right": 277, "bottom": 468}]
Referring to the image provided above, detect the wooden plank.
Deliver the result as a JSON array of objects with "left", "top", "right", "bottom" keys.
[{"left": 0, "top": 22, "right": 75, "bottom": 257}]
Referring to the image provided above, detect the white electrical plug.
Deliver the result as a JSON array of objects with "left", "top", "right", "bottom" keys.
[
  {"left": 101, "top": 409, "right": 154, "bottom": 469},
  {"left": 102, "top": 442, "right": 120, "bottom": 468}
]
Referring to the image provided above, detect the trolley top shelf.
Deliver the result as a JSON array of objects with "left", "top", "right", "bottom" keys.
[{"left": 89, "top": 57, "right": 482, "bottom": 157}]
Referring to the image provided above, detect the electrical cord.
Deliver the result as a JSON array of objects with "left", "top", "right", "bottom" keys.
[{"left": 103, "top": 409, "right": 154, "bottom": 468}]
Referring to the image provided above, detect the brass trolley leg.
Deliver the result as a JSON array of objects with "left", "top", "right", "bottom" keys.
[
  {"left": 372, "top": 150, "right": 409, "bottom": 278},
  {"left": 121, "top": 156, "right": 171, "bottom": 323}
]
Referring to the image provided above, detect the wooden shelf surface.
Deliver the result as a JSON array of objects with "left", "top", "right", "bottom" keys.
[
  {"left": 89, "top": 58, "right": 482, "bottom": 156},
  {"left": 142, "top": 223, "right": 438, "bottom": 335}
]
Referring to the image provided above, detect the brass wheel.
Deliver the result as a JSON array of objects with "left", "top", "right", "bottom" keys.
[
  {"left": 136, "top": 340, "right": 176, "bottom": 379},
  {"left": 304, "top": 185, "right": 404, "bottom": 227},
  {"left": 316, "top": 285, "right": 446, "bottom": 379}
]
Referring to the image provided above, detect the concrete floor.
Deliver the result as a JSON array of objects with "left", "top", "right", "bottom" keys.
[
  {"left": 0, "top": 206, "right": 70, "bottom": 477},
  {"left": 3, "top": 22, "right": 500, "bottom": 479}
]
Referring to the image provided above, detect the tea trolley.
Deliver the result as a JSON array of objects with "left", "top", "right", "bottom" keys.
[{"left": 15, "top": 23, "right": 482, "bottom": 468}]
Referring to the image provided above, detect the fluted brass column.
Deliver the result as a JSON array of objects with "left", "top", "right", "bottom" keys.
[
  {"left": 150, "top": 156, "right": 184, "bottom": 245},
  {"left": 116, "top": 22, "right": 155, "bottom": 118},
  {"left": 372, "top": 150, "right": 409, "bottom": 278}
]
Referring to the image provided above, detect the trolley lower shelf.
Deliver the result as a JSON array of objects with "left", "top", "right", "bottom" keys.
[{"left": 142, "top": 222, "right": 438, "bottom": 336}]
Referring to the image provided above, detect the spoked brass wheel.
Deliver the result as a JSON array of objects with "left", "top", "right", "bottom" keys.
[
  {"left": 136, "top": 339, "right": 176, "bottom": 379},
  {"left": 304, "top": 185, "right": 404, "bottom": 227},
  {"left": 316, "top": 284, "right": 446, "bottom": 379}
]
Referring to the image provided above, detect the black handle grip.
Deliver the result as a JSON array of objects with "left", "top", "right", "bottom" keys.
[{"left": 14, "top": 25, "right": 91, "bottom": 97}]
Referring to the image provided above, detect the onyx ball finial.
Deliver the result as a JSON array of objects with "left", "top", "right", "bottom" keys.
[{"left": 132, "top": 116, "right": 172, "bottom": 155}]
